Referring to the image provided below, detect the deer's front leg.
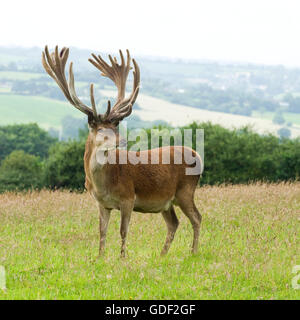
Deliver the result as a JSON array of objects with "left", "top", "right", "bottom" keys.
[
  {"left": 120, "top": 200, "right": 134, "bottom": 258},
  {"left": 98, "top": 204, "right": 111, "bottom": 256}
]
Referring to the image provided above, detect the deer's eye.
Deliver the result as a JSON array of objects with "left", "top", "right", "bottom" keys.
[{"left": 97, "top": 128, "right": 103, "bottom": 132}]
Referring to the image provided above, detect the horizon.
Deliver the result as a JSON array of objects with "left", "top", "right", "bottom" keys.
[
  {"left": 0, "top": 44, "right": 299, "bottom": 69},
  {"left": 1, "top": 0, "right": 300, "bottom": 67}
]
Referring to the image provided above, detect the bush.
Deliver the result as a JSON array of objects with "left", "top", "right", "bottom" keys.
[
  {"left": 1, "top": 122, "right": 300, "bottom": 192},
  {"left": 0, "top": 150, "right": 43, "bottom": 193},
  {"left": 44, "top": 140, "right": 86, "bottom": 190},
  {"left": 278, "top": 127, "right": 291, "bottom": 138},
  {"left": 0, "top": 123, "right": 57, "bottom": 162},
  {"left": 183, "top": 122, "right": 300, "bottom": 185},
  {"left": 272, "top": 112, "right": 285, "bottom": 125}
]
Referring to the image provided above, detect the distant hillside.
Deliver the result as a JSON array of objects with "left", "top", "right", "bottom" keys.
[
  {"left": 0, "top": 94, "right": 83, "bottom": 128},
  {"left": 1, "top": 45, "right": 300, "bottom": 139},
  {"left": 101, "top": 90, "right": 300, "bottom": 139}
]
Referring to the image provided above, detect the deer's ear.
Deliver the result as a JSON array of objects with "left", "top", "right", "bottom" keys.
[
  {"left": 112, "top": 120, "right": 120, "bottom": 127},
  {"left": 88, "top": 114, "right": 98, "bottom": 128}
]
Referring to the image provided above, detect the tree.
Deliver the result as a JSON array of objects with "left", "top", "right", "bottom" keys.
[
  {"left": 61, "top": 116, "right": 86, "bottom": 140},
  {"left": 272, "top": 112, "right": 285, "bottom": 125},
  {"left": 278, "top": 127, "right": 291, "bottom": 138},
  {"left": 48, "top": 127, "right": 60, "bottom": 139},
  {"left": 0, "top": 150, "right": 43, "bottom": 193},
  {"left": 44, "top": 141, "right": 86, "bottom": 190},
  {"left": 0, "top": 123, "right": 57, "bottom": 162}
]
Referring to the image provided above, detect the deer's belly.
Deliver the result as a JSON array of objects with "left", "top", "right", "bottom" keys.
[
  {"left": 91, "top": 190, "right": 119, "bottom": 210},
  {"left": 92, "top": 189, "right": 174, "bottom": 213},
  {"left": 133, "top": 196, "right": 173, "bottom": 213}
]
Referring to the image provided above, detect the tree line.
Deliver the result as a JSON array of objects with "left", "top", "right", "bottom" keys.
[{"left": 0, "top": 122, "right": 299, "bottom": 193}]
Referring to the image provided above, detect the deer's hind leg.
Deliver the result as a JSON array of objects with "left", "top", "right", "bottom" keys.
[
  {"left": 161, "top": 205, "right": 179, "bottom": 256},
  {"left": 176, "top": 188, "right": 202, "bottom": 254}
]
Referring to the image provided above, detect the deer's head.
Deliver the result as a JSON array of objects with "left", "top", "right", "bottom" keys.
[{"left": 42, "top": 46, "right": 140, "bottom": 150}]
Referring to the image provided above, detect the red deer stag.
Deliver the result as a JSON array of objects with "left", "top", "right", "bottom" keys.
[{"left": 42, "top": 46, "right": 202, "bottom": 257}]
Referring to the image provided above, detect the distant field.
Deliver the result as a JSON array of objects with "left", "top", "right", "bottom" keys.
[
  {"left": 47, "top": 81, "right": 88, "bottom": 88},
  {"left": 0, "top": 94, "right": 84, "bottom": 128},
  {"left": 101, "top": 90, "right": 300, "bottom": 138},
  {"left": 0, "top": 183, "right": 299, "bottom": 299},
  {"left": 0, "top": 71, "right": 46, "bottom": 80},
  {"left": 275, "top": 92, "right": 300, "bottom": 100},
  {"left": 252, "top": 111, "right": 300, "bottom": 126},
  {"left": 0, "top": 54, "right": 27, "bottom": 64},
  {"left": 0, "top": 87, "right": 10, "bottom": 93},
  {"left": 1, "top": 91, "right": 300, "bottom": 138}
]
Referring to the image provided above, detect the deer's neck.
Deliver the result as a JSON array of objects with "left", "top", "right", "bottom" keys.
[
  {"left": 85, "top": 134, "right": 117, "bottom": 196},
  {"left": 84, "top": 135, "right": 103, "bottom": 192}
]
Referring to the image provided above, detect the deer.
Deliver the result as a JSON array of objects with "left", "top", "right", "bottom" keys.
[{"left": 42, "top": 46, "right": 203, "bottom": 258}]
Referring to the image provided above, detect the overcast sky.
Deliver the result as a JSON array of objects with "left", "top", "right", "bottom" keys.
[{"left": 1, "top": 0, "right": 300, "bottom": 66}]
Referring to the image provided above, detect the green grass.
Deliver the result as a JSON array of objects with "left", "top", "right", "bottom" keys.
[
  {"left": 252, "top": 111, "right": 300, "bottom": 126},
  {"left": 0, "top": 94, "right": 84, "bottom": 128},
  {"left": 0, "top": 183, "right": 299, "bottom": 300}
]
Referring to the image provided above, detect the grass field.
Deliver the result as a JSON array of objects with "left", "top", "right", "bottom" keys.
[
  {"left": 0, "top": 94, "right": 84, "bottom": 128},
  {"left": 0, "top": 183, "right": 299, "bottom": 300},
  {"left": 1, "top": 90, "right": 300, "bottom": 137},
  {"left": 252, "top": 111, "right": 300, "bottom": 126},
  {"left": 101, "top": 90, "right": 300, "bottom": 138}
]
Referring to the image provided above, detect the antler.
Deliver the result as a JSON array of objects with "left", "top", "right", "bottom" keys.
[
  {"left": 42, "top": 45, "right": 102, "bottom": 121},
  {"left": 42, "top": 46, "right": 140, "bottom": 126},
  {"left": 88, "top": 49, "right": 140, "bottom": 125}
]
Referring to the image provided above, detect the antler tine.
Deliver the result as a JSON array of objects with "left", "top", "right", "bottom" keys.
[
  {"left": 106, "top": 56, "right": 140, "bottom": 124},
  {"left": 43, "top": 46, "right": 74, "bottom": 103},
  {"left": 42, "top": 45, "right": 96, "bottom": 118},
  {"left": 130, "top": 58, "right": 140, "bottom": 105},
  {"left": 68, "top": 63, "right": 102, "bottom": 117},
  {"left": 88, "top": 49, "right": 140, "bottom": 125},
  {"left": 119, "top": 49, "right": 125, "bottom": 66},
  {"left": 90, "top": 54, "right": 113, "bottom": 78},
  {"left": 43, "top": 46, "right": 71, "bottom": 102},
  {"left": 90, "top": 84, "right": 98, "bottom": 118},
  {"left": 88, "top": 49, "right": 131, "bottom": 102},
  {"left": 112, "top": 57, "right": 140, "bottom": 108}
]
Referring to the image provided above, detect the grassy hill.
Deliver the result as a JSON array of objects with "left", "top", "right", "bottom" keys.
[
  {"left": 101, "top": 90, "right": 300, "bottom": 138},
  {"left": 1, "top": 46, "right": 300, "bottom": 137},
  {"left": 252, "top": 110, "right": 300, "bottom": 126},
  {"left": 0, "top": 94, "right": 84, "bottom": 129},
  {"left": 1, "top": 91, "right": 300, "bottom": 138}
]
